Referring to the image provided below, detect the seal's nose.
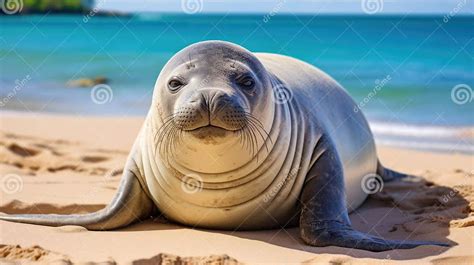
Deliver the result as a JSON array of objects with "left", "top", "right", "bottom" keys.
[
  {"left": 175, "top": 89, "right": 246, "bottom": 131},
  {"left": 207, "top": 91, "right": 231, "bottom": 113},
  {"left": 206, "top": 91, "right": 246, "bottom": 131}
]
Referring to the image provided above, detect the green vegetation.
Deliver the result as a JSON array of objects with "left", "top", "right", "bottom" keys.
[{"left": 2, "top": 0, "right": 93, "bottom": 14}]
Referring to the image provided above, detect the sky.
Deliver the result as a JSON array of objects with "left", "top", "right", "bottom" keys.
[{"left": 96, "top": 0, "right": 474, "bottom": 14}]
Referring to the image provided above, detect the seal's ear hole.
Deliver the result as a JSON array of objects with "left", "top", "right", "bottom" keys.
[{"left": 168, "top": 76, "right": 186, "bottom": 92}]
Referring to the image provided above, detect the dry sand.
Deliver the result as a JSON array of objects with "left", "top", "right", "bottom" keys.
[{"left": 0, "top": 112, "right": 472, "bottom": 264}]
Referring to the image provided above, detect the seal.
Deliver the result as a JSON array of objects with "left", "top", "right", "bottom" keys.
[{"left": 0, "top": 41, "right": 448, "bottom": 251}]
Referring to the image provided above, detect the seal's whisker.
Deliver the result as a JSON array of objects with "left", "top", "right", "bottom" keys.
[
  {"left": 250, "top": 121, "right": 268, "bottom": 160},
  {"left": 236, "top": 129, "right": 243, "bottom": 147},
  {"left": 154, "top": 114, "right": 176, "bottom": 141},
  {"left": 243, "top": 126, "right": 252, "bottom": 154},
  {"left": 168, "top": 126, "right": 179, "bottom": 162},
  {"left": 247, "top": 122, "right": 260, "bottom": 158},
  {"left": 243, "top": 113, "right": 272, "bottom": 154},
  {"left": 166, "top": 126, "right": 179, "bottom": 164},
  {"left": 155, "top": 119, "right": 173, "bottom": 145},
  {"left": 173, "top": 127, "right": 183, "bottom": 158},
  {"left": 238, "top": 128, "right": 251, "bottom": 155},
  {"left": 159, "top": 113, "right": 177, "bottom": 126},
  {"left": 169, "top": 126, "right": 180, "bottom": 157},
  {"left": 165, "top": 126, "right": 173, "bottom": 156},
  {"left": 244, "top": 114, "right": 273, "bottom": 145},
  {"left": 247, "top": 118, "right": 270, "bottom": 153},
  {"left": 247, "top": 127, "right": 254, "bottom": 158},
  {"left": 240, "top": 127, "right": 248, "bottom": 151},
  {"left": 178, "top": 129, "right": 184, "bottom": 152},
  {"left": 245, "top": 121, "right": 257, "bottom": 157},
  {"left": 240, "top": 129, "right": 246, "bottom": 148},
  {"left": 155, "top": 117, "right": 179, "bottom": 159}
]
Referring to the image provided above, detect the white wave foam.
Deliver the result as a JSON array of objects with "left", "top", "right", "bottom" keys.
[
  {"left": 370, "top": 122, "right": 474, "bottom": 154},
  {"left": 375, "top": 138, "right": 474, "bottom": 154},
  {"left": 370, "top": 122, "right": 473, "bottom": 139}
]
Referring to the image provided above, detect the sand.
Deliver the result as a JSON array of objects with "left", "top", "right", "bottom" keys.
[{"left": 0, "top": 112, "right": 472, "bottom": 264}]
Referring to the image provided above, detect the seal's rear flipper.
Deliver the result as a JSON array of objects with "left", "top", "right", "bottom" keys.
[
  {"left": 0, "top": 169, "right": 156, "bottom": 230},
  {"left": 377, "top": 160, "right": 408, "bottom": 182},
  {"left": 300, "top": 220, "right": 449, "bottom": 252}
]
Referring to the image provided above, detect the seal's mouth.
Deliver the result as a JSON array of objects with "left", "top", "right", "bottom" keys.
[
  {"left": 187, "top": 125, "right": 232, "bottom": 141},
  {"left": 189, "top": 124, "right": 223, "bottom": 131},
  {"left": 188, "top": 124, "right": 233, "bottom": 133},
  {"left": 187, "top": 124, "right": 237, "bottom": 132}
]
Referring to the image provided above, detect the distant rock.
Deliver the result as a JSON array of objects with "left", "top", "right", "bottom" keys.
[{"left": 67, "top": 76, "right": 109, "bottom": 88}]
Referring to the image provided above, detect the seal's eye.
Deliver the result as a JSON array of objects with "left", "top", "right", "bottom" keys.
[
  {"left": 168, "top": 77, "right": 185, "bottom": 92},
  {"left": 236, "top": 75, "right": 255, "bottom": 91}
]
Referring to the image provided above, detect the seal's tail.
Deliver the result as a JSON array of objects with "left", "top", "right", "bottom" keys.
[
  {"left": 376, "top": 160, "right": 408, "bottom": 182},
  {"left": 0, "top": 169, "right": 155, "bottom": 230}
]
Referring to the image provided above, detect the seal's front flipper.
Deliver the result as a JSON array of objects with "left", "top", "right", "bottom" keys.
[
  {"left": 0, "top": 165, "right": 156, "bottom": 230},
  {"left": 300, "top": 220, "right": 449, "bottom": 251},
  {"left": 299, "top": 141, "right": 449, "bottom": 251}
]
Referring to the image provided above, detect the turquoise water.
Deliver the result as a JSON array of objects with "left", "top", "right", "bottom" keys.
[{"left": 0, "top": 14, "right": 473, "bottom": 152}]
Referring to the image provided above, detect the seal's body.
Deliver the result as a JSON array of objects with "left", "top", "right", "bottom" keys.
[
  {"left": 137, "top": 53, "right": 375, "bottom": 229},
  {"left": 0, "top": 41, "right": 447, "bottom": 251}
]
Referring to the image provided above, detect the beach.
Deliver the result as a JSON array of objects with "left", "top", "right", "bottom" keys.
[
  {"left": 0, "top": 112, "right": 472, "bottom": 264},
  {"left": 1, "top": 3, "right": 473, "bottom": 265}
]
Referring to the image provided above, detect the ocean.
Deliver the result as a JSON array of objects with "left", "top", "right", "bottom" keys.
[{"left": 0, "top": 14, "right": 473, "bottom": 153}]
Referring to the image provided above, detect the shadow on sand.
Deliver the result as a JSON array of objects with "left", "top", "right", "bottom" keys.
[{"left": 211, "top": 174, "right": 471, "bottom": 261}]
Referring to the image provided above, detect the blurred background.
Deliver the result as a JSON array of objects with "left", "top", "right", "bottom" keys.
[{"left": 0, "top": 0, "right": 473, "bottom": 153}]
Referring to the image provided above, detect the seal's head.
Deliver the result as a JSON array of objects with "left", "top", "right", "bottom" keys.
[{"left": 152, "top": 41, "right": 275, "bottom": 172}]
